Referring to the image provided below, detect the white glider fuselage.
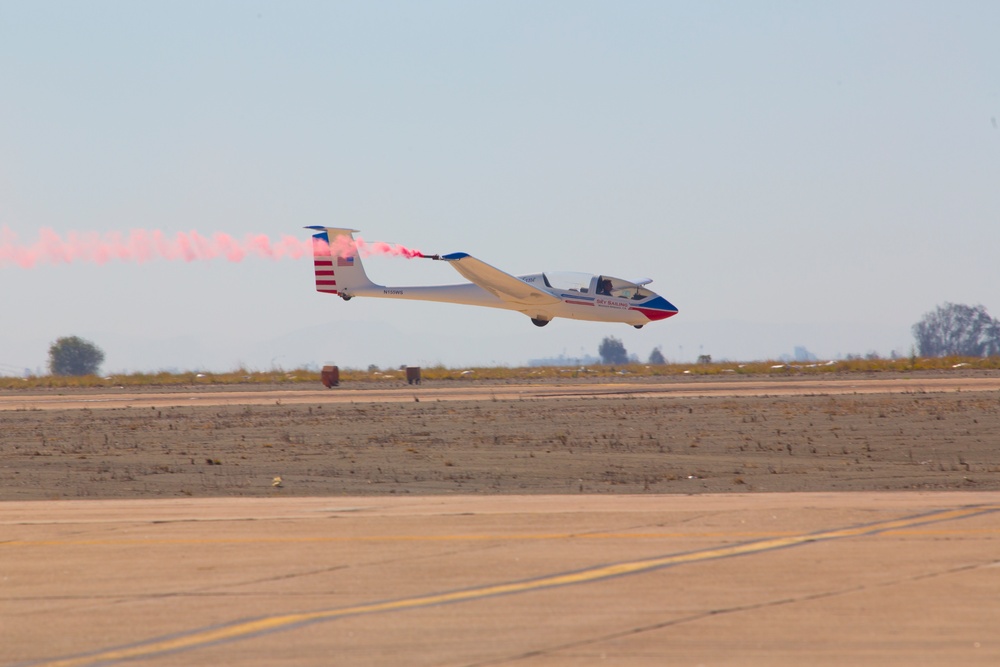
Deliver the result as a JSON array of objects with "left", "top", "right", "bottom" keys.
[
  {"left": 308, "top": 227, "right": 678, "bottom": 328},
  {"left": 350, "top": 282, "right": 506, "bottom": 308}
]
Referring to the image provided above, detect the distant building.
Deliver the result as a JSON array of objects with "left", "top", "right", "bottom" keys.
[{"left": 780, "top": 346, "right": 818, "bottom": 363}]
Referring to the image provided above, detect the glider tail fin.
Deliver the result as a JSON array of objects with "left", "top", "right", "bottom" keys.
[{"left": 306, "top": 226, "right": 377, "bottom": 297}]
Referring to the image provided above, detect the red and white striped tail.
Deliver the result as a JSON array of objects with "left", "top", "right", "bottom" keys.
[
  {"left": 307, "top": 226, "right": 377, "bottom": 298},
  {"left": 311, "top": 233, "right": 338, "bottom": 295}
]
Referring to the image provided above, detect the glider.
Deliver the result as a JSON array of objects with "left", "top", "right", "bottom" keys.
[{"left": 307, "top": 227, "right": 678, "bottom": 328}]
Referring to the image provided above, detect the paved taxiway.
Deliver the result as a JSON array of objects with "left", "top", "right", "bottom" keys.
[{"left": 5, "top": 493, "right": 1000, "bottom": 666}]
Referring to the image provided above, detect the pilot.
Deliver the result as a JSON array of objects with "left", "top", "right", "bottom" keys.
[{"left": 598, "top": 279, "right": 613, "bottom": 296}]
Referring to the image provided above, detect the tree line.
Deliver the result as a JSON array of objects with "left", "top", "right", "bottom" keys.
[
  {"left": 598, "top": 302, "right": 1000, "bottom": 366},
  {"left": 33, "top": 302, "right": 1000, "bottom": 378}
]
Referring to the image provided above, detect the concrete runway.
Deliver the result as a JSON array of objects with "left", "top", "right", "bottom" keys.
[{"left": 5, "top": 492, "right": 1000, "bottom": 666}]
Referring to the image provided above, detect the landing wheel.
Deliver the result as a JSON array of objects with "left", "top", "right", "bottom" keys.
[
  {"left": 340, "top": 294, "right": 353, "bottom": 301},
  {"left": 633, "top": 324, "right": 643, "bottom": 329},
  {"left": 531, "top": 318, "right": 550, "bottom": 327}
]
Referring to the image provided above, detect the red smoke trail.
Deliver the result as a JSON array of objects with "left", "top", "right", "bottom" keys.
[
  {"left": 0, "top": 228, "right": 426, "bottom": 268},
  {"left": 324, "top": 233, "right": 425, "bottom": 260}
]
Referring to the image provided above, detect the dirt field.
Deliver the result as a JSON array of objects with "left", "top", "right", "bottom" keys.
[{"left": 3, "top": 372, "right": 999, "bottom": 500}]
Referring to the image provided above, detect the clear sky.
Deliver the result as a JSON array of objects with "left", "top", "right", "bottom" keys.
[{"left": 2, "top": 1, "right": 998, "bottom": 374}]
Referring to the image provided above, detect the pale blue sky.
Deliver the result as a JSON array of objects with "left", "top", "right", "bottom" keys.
[{"left": 2, "top": 1, "right": 998, "bottom": 373}]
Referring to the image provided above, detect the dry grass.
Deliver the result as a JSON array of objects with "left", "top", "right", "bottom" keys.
[{"left": 2, "top": 356, "right": 998, "bottom": 390}]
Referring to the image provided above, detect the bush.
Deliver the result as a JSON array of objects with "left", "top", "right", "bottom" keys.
[
  {"left": 913, "top": 303, "right": 1000, "bottom": 357},
  {"left": 598, "top": 336, "right": 629, "bottom": 365},
  {"left": 48, "top": 336, "right": 105, "bottom": 376}
]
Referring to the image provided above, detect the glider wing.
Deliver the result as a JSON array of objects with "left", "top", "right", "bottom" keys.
[{"left": 440, "top": 253, "right": 560, "bottom": 306}]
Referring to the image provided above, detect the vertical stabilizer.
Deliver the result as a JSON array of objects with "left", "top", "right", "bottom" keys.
[{"left": 306, "top": 226, "right": 377, "bottom": 297}]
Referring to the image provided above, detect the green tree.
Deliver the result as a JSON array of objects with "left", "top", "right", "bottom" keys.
[
  {"left": 598, "top": 336, "right": 629, "bottom": 365},
  {"left": 912, "top": 303, "right": 1000, "bottom": 357},
  {"left": 648, "top": 347, "right": 666, "bottom": 364},
  {"left": 48, "top": 336, "right": 105, "bottom": 376}
]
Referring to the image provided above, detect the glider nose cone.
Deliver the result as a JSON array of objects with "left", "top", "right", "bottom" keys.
[{"left": 642, "top": 296, "right": 678, "bottom": 321}]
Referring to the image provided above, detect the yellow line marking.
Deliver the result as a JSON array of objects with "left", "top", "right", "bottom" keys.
[{"left": 31, "top": 504, "right": 1000, "bottom": 667}]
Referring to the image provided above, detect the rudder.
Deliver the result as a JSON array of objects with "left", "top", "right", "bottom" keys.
[{"left": 306, "top": 226, "right": 377, "bottom": 297}]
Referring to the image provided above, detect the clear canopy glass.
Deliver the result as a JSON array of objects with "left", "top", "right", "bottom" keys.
[
  {"left": 543, "top": 271, "right": 594, "bottom": 292},
  {"left": 543, "top": 272, "right": 653, "bottom": 301}
]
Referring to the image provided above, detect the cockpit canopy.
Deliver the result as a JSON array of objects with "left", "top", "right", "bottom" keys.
[
  {"left": 543, "top": 272, "right": 654, "bottom": 301},
  {"left": 543, "top": 271, "right": 593, "bottom": 292}
]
